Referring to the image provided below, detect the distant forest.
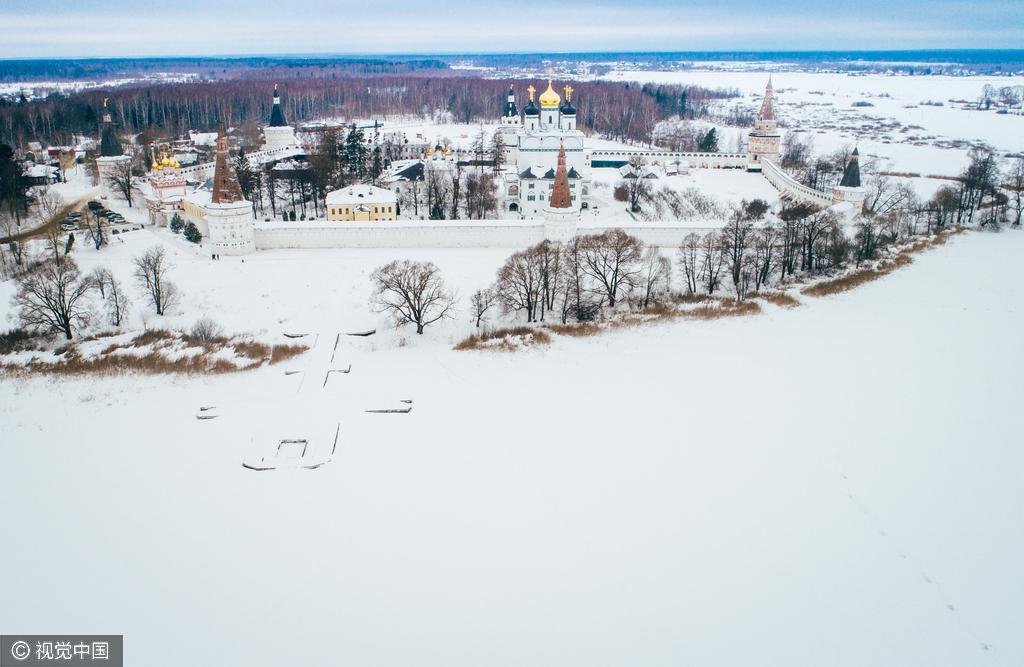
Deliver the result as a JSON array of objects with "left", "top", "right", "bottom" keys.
[
  {"left": 0, "top": 75, "right": 738, "bottom": 147},
  {"left": 0, "top": 57, "right": 449, "bottom": 83}
]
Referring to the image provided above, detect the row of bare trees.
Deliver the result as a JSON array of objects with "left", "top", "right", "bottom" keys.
[{"left": 9, "top": 245, "right": 178, "bottom": 340}]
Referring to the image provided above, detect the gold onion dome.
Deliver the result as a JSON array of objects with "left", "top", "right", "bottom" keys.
[{"left": 539, "top": 79, "right": 561, "bottom": 108}]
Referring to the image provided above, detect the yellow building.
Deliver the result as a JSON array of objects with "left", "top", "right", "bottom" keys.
[{"left": 325, "top": 185, "right": 397, "bottom": 221}]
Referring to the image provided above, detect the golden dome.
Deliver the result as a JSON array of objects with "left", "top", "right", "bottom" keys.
[{"left": 539, "top": 79, "right": 560, "bottom": 108}]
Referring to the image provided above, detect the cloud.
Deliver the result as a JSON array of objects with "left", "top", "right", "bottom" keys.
[{"left": 1, "top": 2, "right": 1021, "bottom": 57}]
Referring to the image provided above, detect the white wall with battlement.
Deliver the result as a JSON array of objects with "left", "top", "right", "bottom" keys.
[
  {"left": 251, "top": 219, "right": 724, "bottom": 252},
  {"left": 590, "top": 150, "right": 748, "bottom": 169},
  {"left": 176, "top": 145, "right": 304, "bottom": 183},
  {"left": 760, "top": 159, "right": 834, "bottom": 208},
  {"left": 255, "top": 220, "right": 548, "bottom": 250}
]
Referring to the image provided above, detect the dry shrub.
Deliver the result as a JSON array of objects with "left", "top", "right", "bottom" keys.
[
  {"left": 672, "top": 293, "right": 713, "bottom": 305},
  {"left": 802, "top": 230, "right": 958, "bottom": 298},
  {"left": 639, "top": 301, "right": 677, "bottom": 318},
  {"left": 802, "top": 268, "right": 887, "bottom": 297},
  {"left": 190, "top": 317, "right": 225, "bottom": 343},
  {"left": 757, "top": 291, "right": 801, "bottom": 308},
  {"left": 1, "top": 329, "right": 308, "bottom": 377},
  {"left": 454, "top": 326, "right": 552, "bottom": 351},
  {"left": 269, "top": 344, "right": 306, "bottom": 364},
  {"left": 685, "top": 300, "right": 762, "bottom": 319},
  {"left": 545, "top": 322, "right": 603, "bottom": 337},
  {"left": 234, "top": 340, "right": 270, "bottom": 360},
  {"left": 133, "top": 329, "right": 176, "bottom": 346}
]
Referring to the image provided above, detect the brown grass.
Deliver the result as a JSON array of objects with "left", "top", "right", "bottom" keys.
[
  {"left": 269, "top": 344, "right": 307, "bottom": 364},
  {"left": 802, "top": 231, "right": 957, "bottom": 298},
  {"left": 544, "top": 322, "right": 604, "bottom": 337},
  {"left": 0, "top": 329, "right": 308, "bottom": 378},
  {"left": 453, "top": 326, "right": 553, "bottom": 351},
  {"left": 801, "top": 267, "right": 888, "bottom": 297},
  {"left": 756, "top": 291, "right": 802, "bottom": 308},
  {"left": 685, "top": 300, "right": 762, "bottom": 319}
]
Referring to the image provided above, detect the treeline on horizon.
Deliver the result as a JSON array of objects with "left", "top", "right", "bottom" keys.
[
  {"left": 2, "top": 49, "right": 1021, "bottom": 84},
  {"left": 0, "top": 57, "right": 449, "bottom": 83},
  {"left": 0, "top": 76, "right": 739, "bottom": 147}
]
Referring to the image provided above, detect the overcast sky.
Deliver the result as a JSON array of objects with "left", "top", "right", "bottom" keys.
[{"left": 2, "top": 0, "right": 1021, "bottom": 58}]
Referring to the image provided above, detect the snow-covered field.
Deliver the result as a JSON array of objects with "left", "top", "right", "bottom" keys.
[
  {"left": 602, "top": 70, "right": 1024, "bottom": 177},
  {"left": 2, "top": 225, "right": 1023, "bottom": 665}
]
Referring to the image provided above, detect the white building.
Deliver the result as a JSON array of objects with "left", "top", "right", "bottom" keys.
[
  {"left": 501, "top": 76, "right": 591, "bottom": 217},
  {"left": 263, "top": 85, "right": 298, "bottom": 151}
]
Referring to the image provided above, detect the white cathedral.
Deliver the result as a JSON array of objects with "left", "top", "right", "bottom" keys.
[{"left": 498, "top": 75, "right": 591, "bottom": 217}]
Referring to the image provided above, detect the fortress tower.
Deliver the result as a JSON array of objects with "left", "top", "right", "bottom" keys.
[
  {"left": 95, "top": 98, "right": 133, "bottom": 201},
  {"left": 205, "top": 131, "right": 255, "bottom": 255},
  {"left": 831, "top": 147, "right": 867, "bottom": 206},
  {"left": 747, "top": 78, "right": 782, "bottom": 167},
  {"left": 543, "top": 141, "right": 578, "bottom": 242},
  {"left": 263, "top": 85, "right": 297, "bottom": 151}
]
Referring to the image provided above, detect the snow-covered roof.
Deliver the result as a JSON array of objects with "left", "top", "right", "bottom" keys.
[
  {"left": 183, "top": 187, "right": 212, "bottom": 207},
  {"left": 189, "top": 131, "right": 218, "bottom": 147},
  {"left": 26, "top": 164, "right": 58, "bottom": 178},
  {"left": 325, "top": 184, "right": 397, "bottom": 206}
]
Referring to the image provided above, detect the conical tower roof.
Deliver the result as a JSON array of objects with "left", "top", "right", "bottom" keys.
[
  {"left": 549, "top": 141, "right": 572, "bottom": 209},
  {"left": 211, "top": 130, "right": 244, "bottom": 204},
  {"left": 839, "top": 147, "right": 861, "bottom": 188},
  {"left": 758, "top": 77, "right": 775, "bottom": 122},
  {"left": 269, "top": 84, "right": 288, "bottom": 127}
]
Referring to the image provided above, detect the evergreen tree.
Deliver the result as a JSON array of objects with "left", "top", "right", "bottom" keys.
[
  {"left": 343, "top": 125, "right": 368, "bottom": 183},
  {"left": 183, "top": 221, "right": 202, "bottom": 243},
  {"left": 699, "top": 128, "right": 719, "bottom": 152},
  {"left": 0, "top": 144, "right": 28, "bottom": 226},
  {"left": 370, "top": 144, "right": 383, "bottom": 186},
  {"left": 169, "top": 213, "right": 184, "bottom": 234}
]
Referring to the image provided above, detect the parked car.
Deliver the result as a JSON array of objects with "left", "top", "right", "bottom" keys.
[{"left": 111, "top": 229, "right": 120, "bottom": 235}]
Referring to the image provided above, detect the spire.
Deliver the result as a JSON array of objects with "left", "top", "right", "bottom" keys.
[
  {"left": 839, "top": 146, "right": 861, "bottom": 188},
  {"left": 758, "top": 77, "right": 775, "bottom": 122},
  {"left": 98, "top": 98, "right": 123, "bottom": 157},
  {"left": 549, "top": 140, "right": 572, "bottom": 209},
  {"left": 503, "top": 83, "right": 518, "bottom": 118},
  {"left": 269, "top": 84, "right": 287, "bottom": 127},
  {"left": 211, "top": 129, "right": 244, "bottom": 204}
]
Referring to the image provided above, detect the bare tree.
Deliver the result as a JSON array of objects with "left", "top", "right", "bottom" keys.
[
  {"left": 1006, "top": 156, "right": 1024, "bottom": 227},
  {"left": 495, "top": 246, "right": 544, "bottom": 322},
  {"left": 370, "top": 260, "right": 455, "bottom": 334},
  {"left": 721, "top": 207, "right": 754, "bottom": 288},
  {"left": 578, "top": 229, "right": 644, "bottom": 308},
  {"left": 133, "top": 246, "right": 178, "bottom": 315},
  {"left": 638, "top": 247, "right": 670, "bottom": 308},
  {"left": 463, "top": 172, "right": 498, "bottom": 219},
  {"left": 676, "top": 233, "right": 701, "bottom": 294},
  {"left": 863, "top": 175, "right": 914, "bottom": 217},
  {"left": 752, "top": 222, "right": 780, "bottom": 291},
  {"left": 104, "top": 158, "right": 136, "bottom": 207},
  {"left": 470, "top": 288, "right": 496, "bottom": 328},
  {"left": 14, "top": 257, "right": 95, "bottom": 339},
  {"left": 84, "top": 209, "right": 107, "bottom": 251},
  {"left": 90, "top": 267, "right": 131, "bottom": 327},
  {"left": 619, "top": 157, "right": 653, "bottom": 213},
  {"left": 699, "top": 232, "right": 724, "bottom": 294}
]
